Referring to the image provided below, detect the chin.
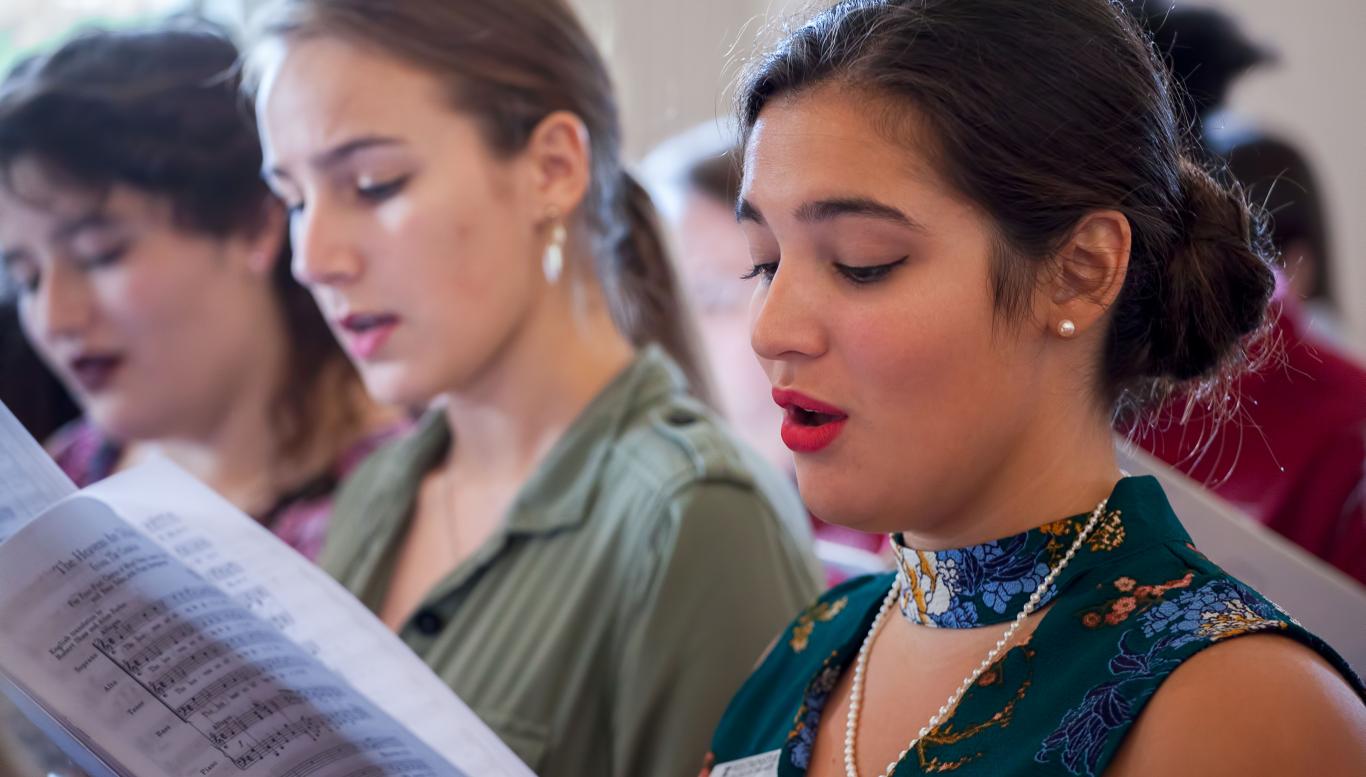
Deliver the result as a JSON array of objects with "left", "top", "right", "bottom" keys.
[
  {"left": 794, "top": 468, "right": 888, "bottom": 533},
  {"left": 358, "top": 365, "right": 434, "bottom": 410},
  {"left": 82, "top": 397, "right": 164, "bottom": 443}
]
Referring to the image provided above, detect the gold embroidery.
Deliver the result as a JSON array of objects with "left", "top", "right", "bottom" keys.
[
  {"left": 789, "top": 597, "right": 848, "bottom": 653},
  {"left": 1087, "top": 510, "right": 1126, "bottom": 552},
  {"left": 1199, "top": 600, "right": 1288, "bottom": 642},
  {"left": 914, "top": 648, "right": 1036, "bottom": 773}
]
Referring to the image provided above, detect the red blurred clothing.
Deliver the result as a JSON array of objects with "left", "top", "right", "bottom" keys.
[
  {"left": 1138, "top": 301, "right": 1366, "bottom": 586},
  {"left": 48, "top": 419, "right": 409, "bottom": 561}
]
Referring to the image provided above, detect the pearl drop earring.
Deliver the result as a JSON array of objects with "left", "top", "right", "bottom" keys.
[
  {"left": 1058, "top": 320, "right": 1077, "bottom": 338},
  {"left": 542, "top": 213, "right": 566, "bottom": 284}
]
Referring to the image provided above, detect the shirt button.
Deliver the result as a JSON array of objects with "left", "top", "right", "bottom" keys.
[
  {"left": 666, "top": 409, "right": 698, "bottom": 426},
  {"left": 412, "top": 609, "right": 444, "bottom": 636}
]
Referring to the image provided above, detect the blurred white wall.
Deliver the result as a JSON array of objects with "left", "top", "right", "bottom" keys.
[
  {"left": 1216, "top": 0, "right": 1366, "bottom": 349},
  {"left": 575, "top": 0, "right": 1366, "bottom": 350}
]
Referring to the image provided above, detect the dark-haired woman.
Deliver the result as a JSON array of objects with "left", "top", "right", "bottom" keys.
[
  {"left": 0, "top": 24, "right": 405, "bottom": 560},
  {"left": 246, "top": 1, "right": 822, "bottom": 775},
  {"left": 703, "top": 1, "right": 1366, "bottom": 775}
]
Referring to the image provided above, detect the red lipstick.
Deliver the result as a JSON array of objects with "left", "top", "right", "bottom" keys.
[
  {"left": 772, "top": 388, "right": 848, "bottom": 453},
  {"left": 338, "top": 312, "right": 400, "bottom": 359}
]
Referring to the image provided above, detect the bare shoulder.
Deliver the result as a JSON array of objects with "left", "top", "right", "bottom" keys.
[{"left": 1105, "top": 633, "right": 1366, "bottom": 777}]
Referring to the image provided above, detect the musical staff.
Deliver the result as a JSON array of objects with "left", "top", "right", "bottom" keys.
[{"left": 0, "top": 463, "right": 473, "bottom": 777}]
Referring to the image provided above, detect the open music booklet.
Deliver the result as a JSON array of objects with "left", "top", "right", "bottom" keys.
[{"left": 0, "top": 401, "right": 533, "bottom": 777}]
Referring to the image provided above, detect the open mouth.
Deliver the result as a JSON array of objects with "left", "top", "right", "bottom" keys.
[
  {"left": 787, "top": 405, "right": 845, "bottom": 427},
  {"left": 772, "top": 388, "right": 849, "bottom": 453},
  {"left": 341, "top": 312, "right": 399, "bottom": 334},
  {"left": 338, "top": 312, "right": 400, "bottom": 359},
  {"left": 68, "top": 354, "right": 124, "bottom": 393}
]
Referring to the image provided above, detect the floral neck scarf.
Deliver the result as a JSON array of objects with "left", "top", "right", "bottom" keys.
[{"left": 892, "top": 508, "right": 1126, "bottom": 628}]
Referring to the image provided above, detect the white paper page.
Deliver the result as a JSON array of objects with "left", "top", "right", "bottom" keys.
[
  {"left": 0, "top": 400, "right": 75, "bottom": 542},
  {"left": 0, "top": 497, "right": 463, "bottom": 777},
  {"left": 0, "top": 673, "right": 123, "bottom": 777},
  {"left": 83, "top": 458, "right": 532, "bottom": 777}
]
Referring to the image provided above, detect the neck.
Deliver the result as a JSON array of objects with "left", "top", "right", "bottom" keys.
[
  {"left": 899, "top": 405, "right": 1122, "bottom": 551},
  {"left": 441, "top": 280, "right": 634, "bottom": 483}
]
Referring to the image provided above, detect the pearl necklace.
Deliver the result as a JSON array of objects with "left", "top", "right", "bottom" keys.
[{"left": 843, "top": 500, "right": 1109, "bottom": 777}]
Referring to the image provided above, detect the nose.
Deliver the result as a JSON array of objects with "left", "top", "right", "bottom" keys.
[
  {"left": 750, "top": 259, "right": 827, "bottom": 365},
  {"left": 290, "top": 200, "right": 363, "bottom": 289},
  {"left": 29, "top": 262, "right": 93, "bottom": 342}
]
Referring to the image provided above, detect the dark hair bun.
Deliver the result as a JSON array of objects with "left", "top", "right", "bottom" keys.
[{"left": 1145, "top": 159, "right": 1276, "bottom": 381}]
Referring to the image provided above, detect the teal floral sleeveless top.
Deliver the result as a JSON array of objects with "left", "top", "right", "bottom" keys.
[{"left": 704, "top": 477, "right": 1364, "bottom": 776}]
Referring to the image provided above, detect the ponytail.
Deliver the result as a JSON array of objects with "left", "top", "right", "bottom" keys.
[{"left": 609, "top": 172, "right": 714, "bottom": 404}]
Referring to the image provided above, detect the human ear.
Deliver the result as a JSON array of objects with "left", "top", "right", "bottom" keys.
[{"left": 1040, "top": 209, "right": 1131, "bottom": 337}]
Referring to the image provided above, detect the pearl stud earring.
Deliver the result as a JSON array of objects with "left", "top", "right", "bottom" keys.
[{"left": 1058, "top": 320, "right": 1077, "bottom": 338}]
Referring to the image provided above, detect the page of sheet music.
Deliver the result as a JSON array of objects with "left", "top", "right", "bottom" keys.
[
  {"left": 0, "top": 496, "right": 463, "bottom": 777},
  {"left": 0, "top": 400, "right": 76, "bottom": 542},
  {"left": 82, "top": 458, "right": 533, "bottom": 777}
]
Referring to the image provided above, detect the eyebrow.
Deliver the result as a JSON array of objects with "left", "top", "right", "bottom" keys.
[
  {"left": 0, "top": 212, "right": 115, "bottom": 269},
  {"left": 736, "top": 196, "right": 924, "bottom": 231},
  {"left": 53, "top": 212, "right": 114, "bottom": 242},
  {"left": 264, "top": 134, "right": 404, "bottom": 180}
]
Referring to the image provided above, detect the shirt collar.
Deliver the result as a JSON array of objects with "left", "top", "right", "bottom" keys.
[
  {"left": 890, "top": 476, "right": 1190, "bottom": 628},
  {"left": 361, "top": 345, "right": 689, "bottom": 540},
  {"left": 503, "top": 345, "right": 688, "bottom": 534}
]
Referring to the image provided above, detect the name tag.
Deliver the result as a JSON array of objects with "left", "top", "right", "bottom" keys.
[{"left": 711, "top": 749, "right": 781, "bottom": 777}]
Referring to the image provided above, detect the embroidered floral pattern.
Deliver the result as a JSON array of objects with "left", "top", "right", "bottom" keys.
[
  {"left": 1080, "top": 571, "right": 1195, "bottom": 628},
  {"left": 1137, "top": 579, "right": 1286, "bottom": 649},
  {"left": 894, "top": 511, "right": 1126, "bottom": 628},
  {"left": 787, "top": 656, "right": 844, "bottom": 769},
  {"left": 790, "top": 597, "right": 848, "bottom": 653},
  {"left": 1036, "top": 633, "right": 1172, "bottom": 776},
  {"left": 911, "top": 648, "right": 1036, "bottom": 773},
  {"left": 1038, "top": 578, "right": 1291, "bottom": 776}
]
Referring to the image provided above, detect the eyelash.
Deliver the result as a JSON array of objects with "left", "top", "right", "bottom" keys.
[
  {"left": 79, "top": 245, "right": 127, "bottom": 271},
  {"left": 835, "top": 257, "right": 907, "bottom": 284},
  {"left": 740, "top": 257, "right": 908, "bottom": 285},
  {"left": 3, "top": 245, "right": 126, "bottom": 295},
  {"left": 357, "top": 175, "right": 409, "bottom": 203},
  {"left": 739, "top": 262, "right": 777, "bottom": 282}
]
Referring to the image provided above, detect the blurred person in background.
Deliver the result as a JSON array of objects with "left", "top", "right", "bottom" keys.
[
  {"left": 247, "top": 1, "right": 821, "bottom": 774},
  {"left": 1133, "top": 2, "right": 1366, "bottom": 585},
  {"left": 642, "top": 122, "right": 889, "bottom": 584},
  {"left": 0, "top": 22, "right": 406, "bottom": 561}
]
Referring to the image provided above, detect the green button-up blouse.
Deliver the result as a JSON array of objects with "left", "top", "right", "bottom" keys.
[{"left": 320, "top": 347, "right": 824, "bottom": 777}]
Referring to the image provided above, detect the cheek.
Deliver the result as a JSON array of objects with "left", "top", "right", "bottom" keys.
[
  {"left": 94, "top": 259, "right": 206, "bottom": 339},
  {"left": 839, "top": 261, "right": 1015, "bottom": 442},
  {"left": 379, "top": 180, "right": 536, "bottom": 307},
  {"left": 16, "top": 299, "right": 62, "bottom": 371}
]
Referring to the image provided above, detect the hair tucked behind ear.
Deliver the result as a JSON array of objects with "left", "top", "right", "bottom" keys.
[{"left": 738, "top": 0, "right": 1277, "bottom": 420}]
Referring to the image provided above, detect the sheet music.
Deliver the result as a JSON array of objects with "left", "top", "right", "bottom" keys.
[
  {"left": 83, "top": 458, "right": 532, "bottom": 777},
  {"left": 0, "top": 400, "right": 76, "bottom": 542},
  {"left": 0, "top": 496, "right": 461, "bottom": 777}
]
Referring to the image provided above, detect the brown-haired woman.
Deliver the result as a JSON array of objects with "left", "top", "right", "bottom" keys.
[
  {"left": 246, "top": 1, "right": 822, "bottom": 775},
  {"left": 0, "top": 22, "right": 403, "bottom": 560},
  {"left": 703, "top": 1, "right": 1366, "bottom": 776}
]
